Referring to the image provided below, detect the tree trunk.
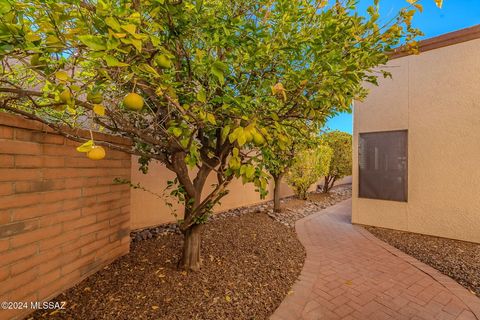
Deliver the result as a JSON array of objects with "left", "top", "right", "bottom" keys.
[
  {"left": 273, "top": 174, "right": 284, "bottom": 213},
  {"left": 322, "top": 176, "right": 330, "bottom": 193},
  {"left": 329, "top": 176, "right": 337, "bottom": 192},
  {"left": 323, "top": 176, "right": 337, "bottom": 193},
  {"left": 180, "top": 224, "right": 202, "bottom": 271},
  {"left": 300, "top": 190, "right": 308, "bottom": 200}
]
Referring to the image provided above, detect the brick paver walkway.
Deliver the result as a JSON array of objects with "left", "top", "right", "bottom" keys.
[{"left": 271, "top": 199, "right": 480, "bottom": 320}]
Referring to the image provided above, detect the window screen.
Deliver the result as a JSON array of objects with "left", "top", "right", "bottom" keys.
[{"left": 359, "top": 130, "right": 408, "bottom": 202}]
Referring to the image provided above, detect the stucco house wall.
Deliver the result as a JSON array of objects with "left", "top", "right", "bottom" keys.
[{"left": 352, "top": 25, "right": 480, "bottom": 244}]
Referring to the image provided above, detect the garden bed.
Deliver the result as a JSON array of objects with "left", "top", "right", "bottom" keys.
[
  {"left": 365, "top": 226, "right": 480, "bottom": 297},
  {"left": 31, "top": 186, "right": 352, "bottom": 319},
  {"left": 31, "top": 212, "right": 305, "bottom": 320}
]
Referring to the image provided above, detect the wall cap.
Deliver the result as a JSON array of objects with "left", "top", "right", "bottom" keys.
[
  {"left": 389, "top": 24, "right": 480, "bottom": 60},
  {"left": 0, "top": 112, "right": 131, "bottom": 146}
]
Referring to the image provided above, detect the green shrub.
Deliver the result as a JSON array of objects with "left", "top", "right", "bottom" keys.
[
  {"left": 286, "top": 145, "right": 332, "bottom": 200},
  {"left": 321, "top": 131, "right": 352, "bottom": 193}
]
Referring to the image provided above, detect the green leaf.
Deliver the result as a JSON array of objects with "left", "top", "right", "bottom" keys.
[
  {"left": 139, "top": 63, "right": 160, "bottom": 77},
  {"left": 197, "top": 88, "right": 206, "bottom": 103},
  {"left": 104, "top": 55, "right": 129, "bottom": 67},
  {"left": 212, "top": 61, "right": 228, "bottom": 72},
  {"left": 211, "top": 61, "right": 227, "bottom": 85},
  {"left": 0, "top": 0, "right": 11, "bottom": 14},
  {"left": 121, "top": 38, "right": 142, "bottom": 52},
  {"left": 237, "top": 132, "right": 247, "bottom": 146},
  {"left": 229, "top": 127, "right": 243, "bottom": 143},
  {"left": 180, "top": 138, "right": 189, "bottom": 149},
  {"left": 171, "top": 127, "right": 182, "bottom": 137},
  {"left": 206, "top": 113, "right": 216, "bottom": 125},
  {"left": 221, "top": 125, "right": 230, "bottom": 142},
  {"left": 78, "top": 35, "right": 106, "bottom": 51},
  {"left": 25, "top": 33, "right": 41, "bottom": 42},
  {"left": 76, "top": 140, "right": 94, "bottom": 153},
  {"left": 245, "top": 165, "right": 255, "bottom": 179},
  {"left": 121, "top": 24, "right": 137, "bottom": 35},
  {"left": 211, "top": 67, "right": 224, "bottom": 85},
  {"left": 55, "top": 71, "right": 70, "bottom": 81},
  {"left": 228, "top": 157, "right": 240, "bottom": 170},
  {"left": 105, "top": 17, "right": 121, "bottom": 31}
]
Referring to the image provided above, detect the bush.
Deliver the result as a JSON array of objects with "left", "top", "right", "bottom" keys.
[
  {"left": 321, "top": 131, "right": 352, "bottom": 193},
  {"left": 286, "top": 145, "right": 332, "bottom": 199}
]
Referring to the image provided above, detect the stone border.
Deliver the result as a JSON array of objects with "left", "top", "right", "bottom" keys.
[{"left": 356, "top": 226, "right": 480, "bottom": 319}]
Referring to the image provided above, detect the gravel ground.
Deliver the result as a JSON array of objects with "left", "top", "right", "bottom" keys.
[
  {"left": 30, "top": 212, "right": 305, "bottom": 320},
  {"left": 365, "top": 226, "right": 480, "bottom": 297},
  {"left": 267, "top": 184, "right": 352, "bottom": 228}
]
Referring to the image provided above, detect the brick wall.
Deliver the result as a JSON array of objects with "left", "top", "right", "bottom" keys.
[{"left": 0, "top": 113, "right": 131, "bottom": 320}]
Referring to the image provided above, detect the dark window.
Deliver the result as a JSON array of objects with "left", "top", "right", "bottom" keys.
[{"left": 359, "top": 130, "right": 408, "bottom": 202}]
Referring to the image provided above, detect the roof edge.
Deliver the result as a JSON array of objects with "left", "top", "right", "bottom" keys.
[{"left": 388, "top": 24, "right": 480, "bottom": 60}]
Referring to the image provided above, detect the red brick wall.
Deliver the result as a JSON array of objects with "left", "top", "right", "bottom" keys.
[{"left": 0, "top": 113, "right": 131, "bottom": 320}]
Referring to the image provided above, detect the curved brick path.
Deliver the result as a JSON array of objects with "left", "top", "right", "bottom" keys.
[{"left": 271, "top": 200, "right": 480, "bottom": 320}]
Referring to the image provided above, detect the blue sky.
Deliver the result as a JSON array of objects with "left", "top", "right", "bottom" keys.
[{"left": 325, "top": 0, "right": 480, "bottom": 134}]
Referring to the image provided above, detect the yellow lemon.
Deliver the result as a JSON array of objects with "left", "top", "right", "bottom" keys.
[
  {"left": 87, "top": 146, "right": 106, "bottom": 160},
  {"left": 123, "top": 93, "right": 144, "bottom": 111}
]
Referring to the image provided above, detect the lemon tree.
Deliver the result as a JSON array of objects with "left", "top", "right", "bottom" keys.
[{"left": 0, "top": 0, "right": 423, "bottom": 270}]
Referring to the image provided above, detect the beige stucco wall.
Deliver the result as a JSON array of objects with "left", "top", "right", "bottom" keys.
[
  {"left": 353, "top": 38, "right": 480, "bottom": 244},
  {"left": 131, "top": 159, "right": 352, "bottom": 230}
]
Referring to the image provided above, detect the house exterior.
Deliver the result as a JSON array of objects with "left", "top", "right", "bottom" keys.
[{"left": 352, "top": 25, "right": 480, "bottom": 244}]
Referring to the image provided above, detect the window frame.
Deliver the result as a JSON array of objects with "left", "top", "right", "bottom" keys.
[{"left": 358, "top": 129, "right": 408, "bottom": 202}]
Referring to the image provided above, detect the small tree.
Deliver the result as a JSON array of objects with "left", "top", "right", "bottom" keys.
[
  {"left": 261, "top": 125, "right": 320, "bottom": 212},
  {"left": 0, "top": 0, "right": 422, "bottom": 270},
  {"left": 321, "top": 131, "right": 352, "bottom": 193},
  {"left": 286, "top": 145, "right": 333, "bottom": 200},
  {"left": 262, "top": 143, "right": 295, "bottom": 213}
]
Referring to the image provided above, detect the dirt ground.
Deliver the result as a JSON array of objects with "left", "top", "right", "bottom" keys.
[{"left": 30, "top": 212, "right": 305, "bottom": 320}]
